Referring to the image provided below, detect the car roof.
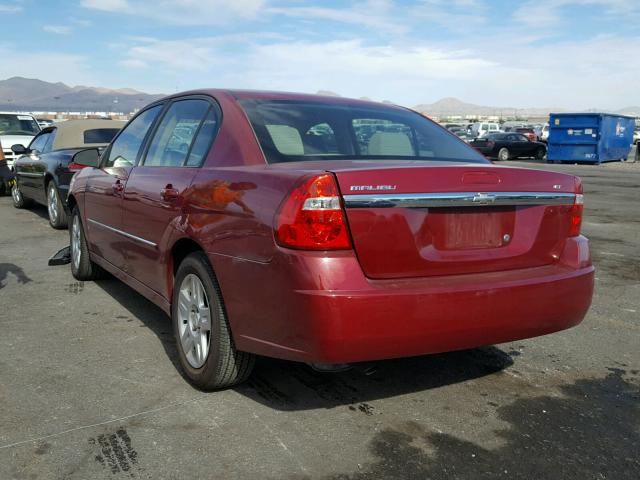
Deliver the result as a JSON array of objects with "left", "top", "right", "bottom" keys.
[
  {"left": 42, "top": 119, "right": 126, "bottom": 150},
  {"left": 155, "top": 88, "right": 407, "bottom": 111}
]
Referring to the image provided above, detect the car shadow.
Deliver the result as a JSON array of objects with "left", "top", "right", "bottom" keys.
[
  {"left": 235, "top": 347, "right": 514, "bottom": 411},
  {"left": 94, "top": 276, "right": 515, "bottom": 409}
]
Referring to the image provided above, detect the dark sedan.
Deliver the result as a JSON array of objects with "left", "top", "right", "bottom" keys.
[
  {"left": 11, "top": 119, "right": 125, "bottom": 228},
  {"left": 470, "top": 132, "right": 546, "bottom": 161}
]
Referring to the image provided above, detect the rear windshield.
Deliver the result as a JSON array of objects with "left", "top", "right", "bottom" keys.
[
  {"left": 83, "top": 128, "right": 121, "bottom": 144},
  {"left": 239, "top": 100, "right": 487, "bottom": 164},
  {"left": 0, "top": 114, "right": 40, "bottom": 135}
]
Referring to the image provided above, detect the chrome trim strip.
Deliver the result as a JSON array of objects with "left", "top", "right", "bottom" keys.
[
  {"left": 16, "top": 172, "right": 44, "bottom": 178},
  {"left": 87, "top": 218, "right": 157, "bottom": 248},
  {"left": 343, "top": 192, "right": 577, "bottom": 208}
]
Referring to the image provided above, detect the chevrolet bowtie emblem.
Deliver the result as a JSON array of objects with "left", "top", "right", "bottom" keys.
[{"left": 472, "top": 193, "right": 496, "bottom": 204}]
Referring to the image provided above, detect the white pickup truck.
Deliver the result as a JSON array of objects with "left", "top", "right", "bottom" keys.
[{"left": 0, "top": 112, "right": 41, "bottom": 171}]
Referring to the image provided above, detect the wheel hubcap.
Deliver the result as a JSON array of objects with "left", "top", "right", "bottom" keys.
[
  {"left": 12, "top": 185, "right": 20, "bottom": 203},
  {"left": 71, "top": 216, "right": 81, "bottom": 270},
  {"left": 177, "top": 274, "right": 212, "bottom": 368},
  {"left": 48, "top": 186, "right": 58, "bottom": 223}
]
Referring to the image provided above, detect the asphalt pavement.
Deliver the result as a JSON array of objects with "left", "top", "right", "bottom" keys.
[{"left": 0, "top": 159, "right": 638, "bottom": 479}]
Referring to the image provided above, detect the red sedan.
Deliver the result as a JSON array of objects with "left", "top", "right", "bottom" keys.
[{"left": 67, "top": 90, "right": 594, "bottom": 390}]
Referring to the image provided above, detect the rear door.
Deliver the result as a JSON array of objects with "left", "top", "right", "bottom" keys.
[
  {"left": 120, "top": 97, "right": 219, "bottom": 294},
  {"left": 84, "top": 105, "right": 163, "bottom": 269}
]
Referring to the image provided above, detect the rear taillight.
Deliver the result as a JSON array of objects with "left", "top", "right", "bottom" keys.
[
  {"left": 568, "top": 179, "right": 584, "bottom": 237},
  {"left": 275, "top": 174, "right": 352, "bottom": 250},
  {"left": 487, "top": 141, "right": 495, "bottom": 148},
  {"left": 68, "top": 162, "right": 86, "bottom": 171},
  {"left": 568, "top": 193, "right": 583, "bottom": 237}
]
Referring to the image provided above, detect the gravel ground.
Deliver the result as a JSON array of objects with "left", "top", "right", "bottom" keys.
[{"left": 0, "top": 159, "right": 638, "bottom": 479}]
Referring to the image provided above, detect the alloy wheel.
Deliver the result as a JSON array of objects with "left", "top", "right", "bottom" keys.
[
  {"left": 48, "top": 185, "right": 58, "bottom": 223},
  {"left": 177, "top": 273, "right": 212, "bottom": 368},
  {"left": 71, "top": 215, "right": 82, "bottom": 270},
  {"left": 11, "top": 185, "right": 21, "bottom": 204}
]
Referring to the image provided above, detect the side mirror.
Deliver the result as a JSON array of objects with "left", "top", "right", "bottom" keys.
[
  {"left": 71, "top": 148, "right": 100, "bottom": 168},
  {"left": 11, "top": 144, "right": 28, "bottom": 155}
]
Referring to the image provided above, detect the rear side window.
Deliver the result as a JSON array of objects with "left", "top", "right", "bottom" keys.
[
  {"left": 185, "top": 108, "right": 220, "bottom": 166},
  {"left": 240, "top": 100, "right": 486, "bottom": 164},
  {"left": 143, "top": 99, "right": 212, "bottom": 167},
  {"left": 83, "top": 128, "right": 121, "bottom": 144},
  {"left": 104, "top": 105, "right": 162, "bottom": 168}
]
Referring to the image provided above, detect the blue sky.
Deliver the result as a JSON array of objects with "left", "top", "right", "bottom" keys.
[{"left": 0, "top": 0, "right": 638, "bottom": 109}]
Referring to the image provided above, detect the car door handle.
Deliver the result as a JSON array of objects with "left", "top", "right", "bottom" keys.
[
  {"left": 160, "top": 185, "right": 179, "bottom": 201},
  {"left": 112, "top": 180, "right": 124, "bottom": 195}
]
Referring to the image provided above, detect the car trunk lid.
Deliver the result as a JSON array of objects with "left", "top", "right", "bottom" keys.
[{"left": 333, "top": 164, "right": 580, "bottom": 279}]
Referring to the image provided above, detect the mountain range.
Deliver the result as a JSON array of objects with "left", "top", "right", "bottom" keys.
[
  {"left": 0, "top": 77, "right": 637, "bottom": 118},
  {"left": 0, "top": 77, "right": 164, "bottom": 113},
  {"left": 411, "top": 97, "right": 640, "bottom": 118}
]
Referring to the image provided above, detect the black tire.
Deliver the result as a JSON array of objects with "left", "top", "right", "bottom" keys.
[
  {"left": 47, "top": 181, "right": 68, "bottom": 229},
  {"left": 535, "top": 147, "right": 546, "bottom": 160},
  {"left": 172, "top": 252, "right": 255, "bottom": 390},
  {"left": 11, "top": 183, "right": 32, "bottom": 208},
  {"left": 498, "top": 147, "right": 510, "bottom": 161},
  {"left": 70, "top": 206, "right": 105, "bottom": 280}
]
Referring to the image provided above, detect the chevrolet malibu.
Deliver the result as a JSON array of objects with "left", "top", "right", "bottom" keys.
[{"left": 67, "top": 90, "right": 594, "bottom": 390}]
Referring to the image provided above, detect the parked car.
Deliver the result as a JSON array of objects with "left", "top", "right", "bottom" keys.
[
  {"left": 633, "top": 126, "right": 639, "bottom": 145},
  {"left": 515, "top": 127, "right": 537, "bottom": 141},
  {"left": 11, "top": 119, "right": 125, "bottom": 228},
  {"left": 67, "top": 90, "right": 593, "bottom": 390},
  {"left": 470, "top": 122, "right": 501, "bottom": 138},
  {"left": 0, "top": 139, "right": 13, "bottom": 196},
  {"left": 470, "top": 132, "right": 547, "bottom": 160},
  {"left": 0, "top": 112, "right": 41, "bottom": 171},
  {"left": 37, "top": 118, "right": 54, "bottom": 128}
]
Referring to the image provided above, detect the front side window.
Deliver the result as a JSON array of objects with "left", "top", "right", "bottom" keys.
[
  {"left": 28, "top": 132, "right": 51, "bottom": 153},
  {"left": 143, "top": 99, "right": 212, "bottom": 167},
  {"left": 240, "top": 100, "right": 486, "bottom": 164},
  {"left": 104, "top": 105, "right": 162, "bottom": 168}
]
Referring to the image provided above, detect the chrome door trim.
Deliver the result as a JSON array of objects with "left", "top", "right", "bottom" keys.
[
  {"left": 342, "top": 192, "right": 577, "bottom": 209},
  {"left": 87, "top": 218, "right": 157, "bottom": 248},
  {"left": 16, "top": 172, "right": 44, "bottom": 178}
]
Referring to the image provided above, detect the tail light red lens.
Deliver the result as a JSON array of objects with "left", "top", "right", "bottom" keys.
[
  {"left": 275, "top": 174, "right": 352, "bottom": 250},
  {"left": 487, "top": 141, "right": 495, "bottom": 148},
  {"left": 68, "top": 162, "right": 86, "bottom": 172},
  {"left": 568, "top": 193, "right": 583, "bottom": 237}
]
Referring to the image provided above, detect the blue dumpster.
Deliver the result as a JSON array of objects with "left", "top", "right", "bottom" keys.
[{"left": 547, "top": 113, "right": 635, "bottom": 164}]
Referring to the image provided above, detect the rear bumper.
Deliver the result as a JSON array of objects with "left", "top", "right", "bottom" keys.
[{"left": 214, "top": 237, "right": 594, "bottom": 364}]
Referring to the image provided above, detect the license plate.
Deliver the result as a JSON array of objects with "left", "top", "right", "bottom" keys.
[{"left": 430, "top": 207, "right": 514, "bottom": 250}]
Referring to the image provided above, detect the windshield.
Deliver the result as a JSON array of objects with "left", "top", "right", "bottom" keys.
[
  {"left": 239, "top": 100, "right": 487, "bottom": 164},
  {"left": 0, "top": 114, "right": 40, "bottom": 136}
]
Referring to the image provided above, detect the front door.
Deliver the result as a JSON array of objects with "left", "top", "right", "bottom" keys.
[
  {"left": 121, "top": 97, "right": 220, "bottom": 296},
  {"left": 17, "top": 131, "right": 51, "bottom": 199},
  {"left": 84, "top": 105, "right": 163, "bottom": 269}
]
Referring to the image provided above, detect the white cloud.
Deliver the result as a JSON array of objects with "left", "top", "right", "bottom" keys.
[
  {"left": 267, "top": 1, "right": 406, "bottom": 35},
  {"left": 43, "top": 25, "right": 72, "bottom": 35},
  {"left": 0, "top": 3, "right": 21, "bottom": 13},
  {"left": 80, "top": 0, "right": 130, "bottom": 12},
  {"left": 112, "top": 32, "right": 640, "bottom": 110},
  {"left": 81, "top": 0, "right": 265, "bottom": 24},
  {"left": 513, "top": 0, "right": 640, "bottom": 28}
]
